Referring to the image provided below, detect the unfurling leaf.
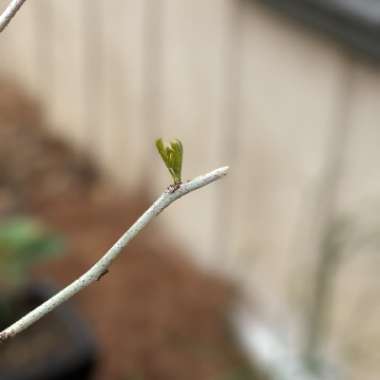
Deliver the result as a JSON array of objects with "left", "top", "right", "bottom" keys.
[{"left": 155, "top": 138, "right": 183, "bottom": 185}]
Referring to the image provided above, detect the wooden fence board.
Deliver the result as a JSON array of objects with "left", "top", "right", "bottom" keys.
[
  {"left": 229, "top": 3, "right": 349, "bottom": 310},
  {"left": 151, "top": 0, "right": 231, "bottom": 266}
]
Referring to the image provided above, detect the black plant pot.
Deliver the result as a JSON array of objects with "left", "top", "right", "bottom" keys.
[{"left": 0, "top": 282, "right": 97, "bottom": 380}]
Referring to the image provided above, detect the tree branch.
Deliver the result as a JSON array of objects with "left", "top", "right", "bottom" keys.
[
  {"left": 0, "top": 166, "right": 229, "bottom": 342},
  {"left": 0, "top": 0, "right": 27, "bottom": 33}
]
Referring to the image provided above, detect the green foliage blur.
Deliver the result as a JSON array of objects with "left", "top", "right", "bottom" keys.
[{"left": 0, "top": 218, "right": 63, "bottom": 288}]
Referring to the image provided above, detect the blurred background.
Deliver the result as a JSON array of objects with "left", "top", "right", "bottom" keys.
[{"left": 0, "top": 0, "right": 380, "bottom": 379}]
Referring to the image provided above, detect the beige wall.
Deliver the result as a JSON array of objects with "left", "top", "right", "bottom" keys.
[{"left": 1, "top": 1, "right": 380, "bottom": 377}]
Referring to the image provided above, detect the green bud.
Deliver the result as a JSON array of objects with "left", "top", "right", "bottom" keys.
[{"left": 155, "top": 138, "right": 183, "bottom": 185}]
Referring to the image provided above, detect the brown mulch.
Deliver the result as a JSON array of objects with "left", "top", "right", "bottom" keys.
[{"left": 0, "top": 82, "right": 262, "bottom": 380}]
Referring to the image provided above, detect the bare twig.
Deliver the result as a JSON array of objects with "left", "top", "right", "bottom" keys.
[
  {"left": 0, "top": 0, "right": 27, "bottom": 33},
  {"left": 0, "top": 166, "right": 229, "bottom": 342}
]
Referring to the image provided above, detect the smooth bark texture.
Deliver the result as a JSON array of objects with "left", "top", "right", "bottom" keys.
[{"left": 0, "top": 0, "right": 27, "bottom": 33}]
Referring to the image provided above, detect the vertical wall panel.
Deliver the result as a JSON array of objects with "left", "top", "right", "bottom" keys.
[
  {"left": 214, "top": 0, "right": 244, "bottom": 275},
  {"left": 328, "top": 62, "right": 380, "bottom": 380},
  {"left": 32, "top": 0, "right": 54, "bottom": 116},
  {"left": 47, "top": 0, "right": 86, "bottom": 147},
  {"left": 0, "top": 0, "right": 37, "bottom": 93},
  {"left": 228, "top": 3, "right": 348, "bottom": 315},
  {"left": 82, "top": 0, "right": 104, "bottom": 155},
  {"left": 153, "top": 0, "right": 231, "bottom": 267},
  {"left": 336, "top": 64, "right": 380, "bottom": 209}
]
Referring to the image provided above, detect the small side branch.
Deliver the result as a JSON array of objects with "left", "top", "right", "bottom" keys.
[
  {"left": 0, "top": 0, "right": 27, "bottom": 33},
  {"left": 0, "top": 166, "right": 229, "bottom": 342}
]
